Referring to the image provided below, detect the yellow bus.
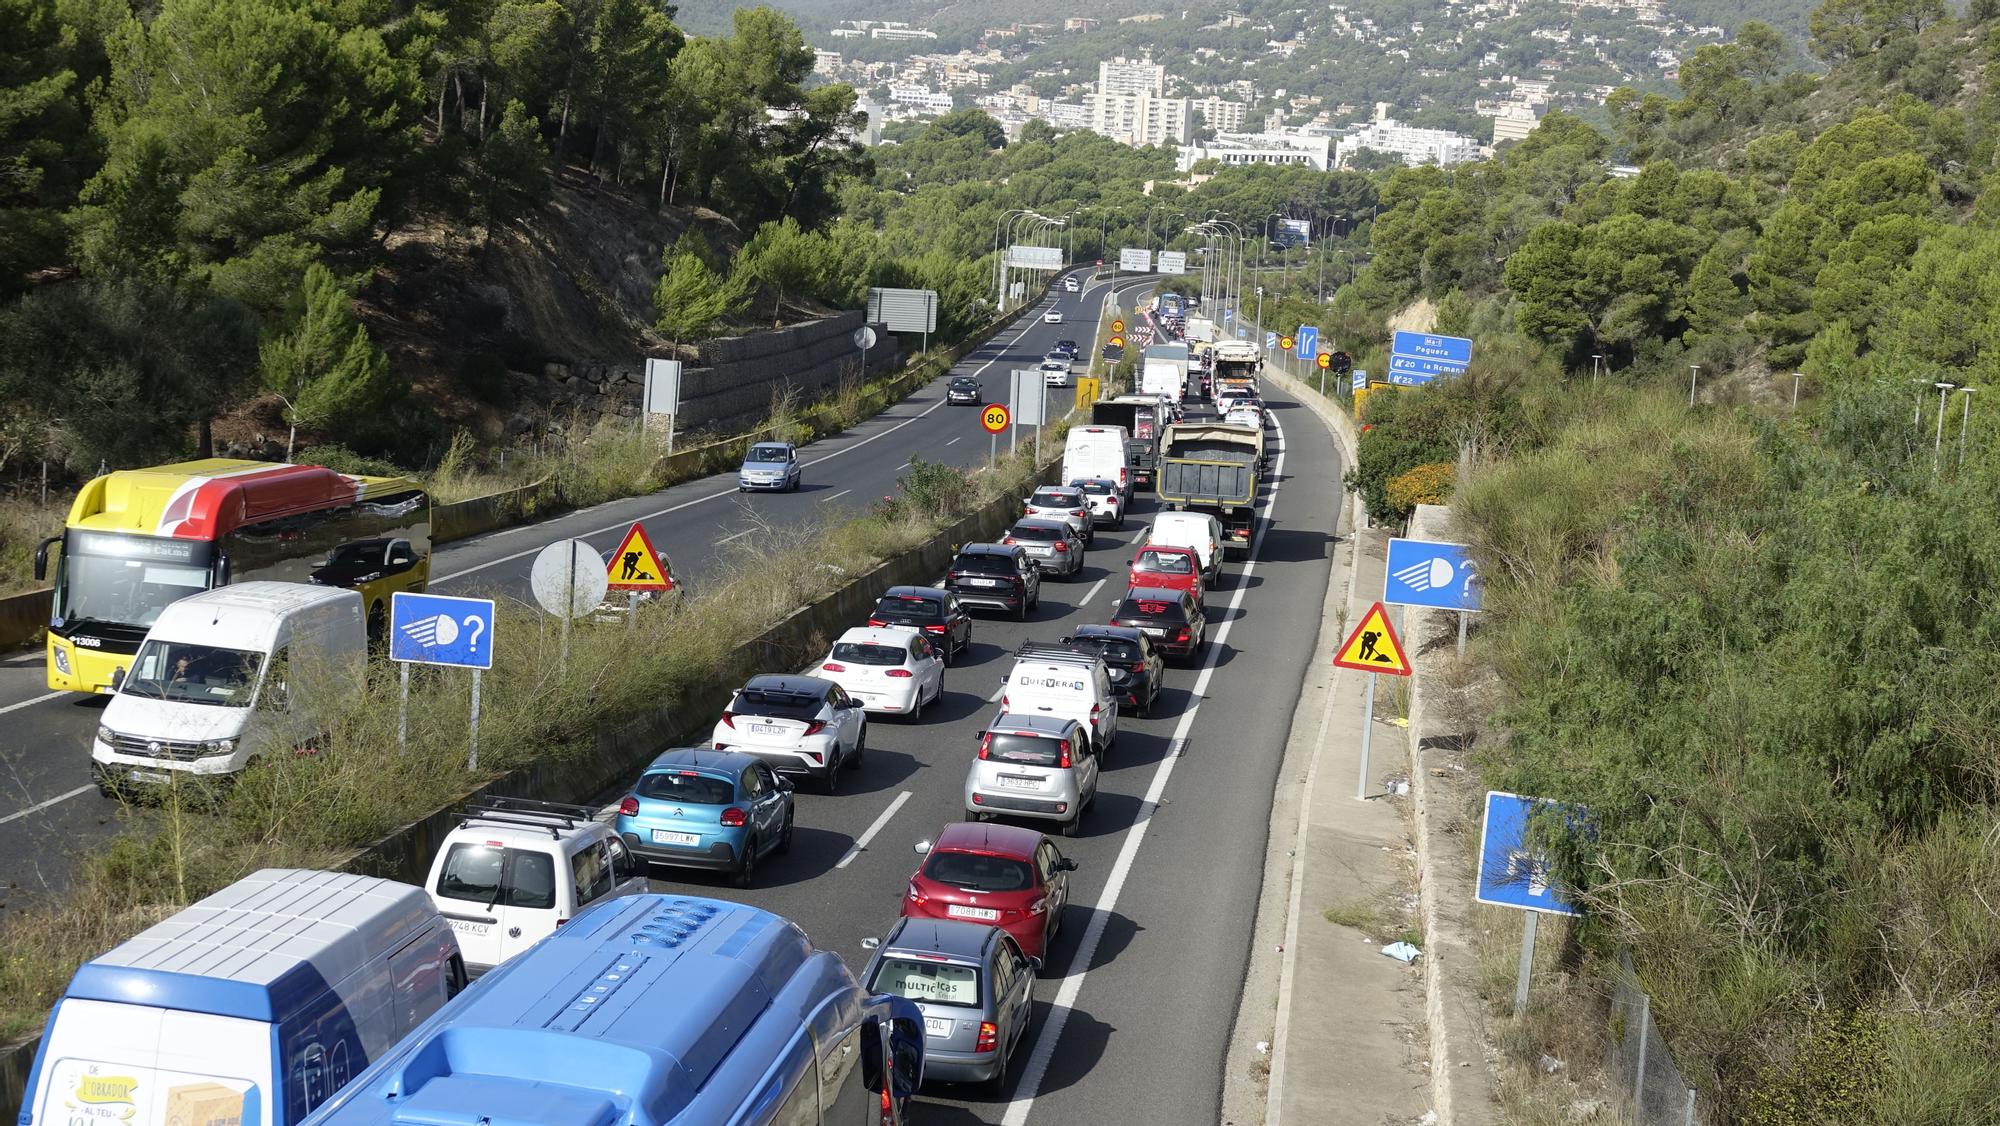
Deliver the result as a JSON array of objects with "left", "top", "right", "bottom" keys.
[{"left": 35, "top": 459, "right": 431, "bottom": 694}]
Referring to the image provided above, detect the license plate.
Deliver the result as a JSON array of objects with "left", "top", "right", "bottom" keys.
[
  {"left": 1141, "top": 626, "right": 1167, "bottom": 637},
  {"left": 996, "top": 774, "right": 1042, "bottom": 791},
  {"left": 651, "top": 829, "right": 700, "bottom": 847},
  {"left": 924, "top": 1017, "right": 952, "bottom": 1038},
  {"left": 449, "top": 919, "right": 490, "bottom": 935},
  {"left": 130, "top": 770, "right": 168, "bottom": 783},
  {"left": 948, "top": 904, "right": 1000, "bottom": 921},
  {"left": 749, "top": 723, "right": 784, "bottom": 735},
  {"left": 970, "top": 578, "right": 1001, "bottom": 587}
]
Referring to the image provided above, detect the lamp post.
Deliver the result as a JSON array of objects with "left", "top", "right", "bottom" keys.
[
  {"left": 993, "top": 208, "right": 1030, "bottom": 313},
  {"left": 1934, "top": 381, "right": 1956, "bottom": 474},
  {"left": 1958, "top": 387, "right": 1977, "bottom": 469}
]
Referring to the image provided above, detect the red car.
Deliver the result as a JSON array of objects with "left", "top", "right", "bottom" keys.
[
  {"left": 1127, "top": 544, "right": 1204, "bottom": 605},
  {"left": 902, "top": 821, "right": 1078, "bottom": 962}
]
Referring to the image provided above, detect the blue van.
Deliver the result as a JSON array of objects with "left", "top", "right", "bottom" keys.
[
  {"left": 20, "top": 869, "right": 464, "bottom": 1126},
  {"left": 299, "top": 894, "right": 927, "bottom": 1126}
]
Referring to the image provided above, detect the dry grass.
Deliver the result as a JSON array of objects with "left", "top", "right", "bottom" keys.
[{"left": 0, "top": 495, "right": 64, "bottom": 596}]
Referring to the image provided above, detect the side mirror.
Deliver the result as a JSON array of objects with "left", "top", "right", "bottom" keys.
[
  {"left": 861, "top": 936, "right": 881, "bottom": 951},
  {"left": 1026, "top": 956, "right": 1044, "bottom": 972},
  {"left": 914, "top": 838, "right": 933, "bottom": 855},
  {"left": 33, "top": 536, "right": 59, "bottom": 582},
  {"left": 777, "top": 777, "right": 795, "bottom": 792},
  {"left": 1057, "top": 858, "right": 1078, "bottom": 872},
  {"left": 111, "top": 666, "right": 126, "bottom": 689}
]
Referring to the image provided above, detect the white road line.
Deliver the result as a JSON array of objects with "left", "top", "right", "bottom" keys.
[
  {"left": 0, "top": 784, "right": 94, "bottom": 827},
  {"left": 716, "top": 528, "right": 754, "bottom": 545},
  {"left": 897, "top": 461, "right": 911, "bottom": 470},
  {"left": 1077, "top": 576, "right": 1108, "bottom": 608},
  {"left": 835, "top": 790, "right": 914, "bottom": 869},
  {"left": 0, "top": 689, "right": 64, "bottom": 717},
  {"left": 1001, "top": 414, "right": 1288, "bottom": 1126},
  {"left": 824, "top": 489, "right": 852, "bottom": 503},
  {"left": 945, "top": 437, "right": 962, "bottom": 446},
  {"left": 988, "top": 684, "right": 1006, "bottom": 703}
]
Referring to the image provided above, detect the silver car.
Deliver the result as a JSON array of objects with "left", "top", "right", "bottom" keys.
[
  {"left": 737, "top": 442, "right": 802, "bottom": 492},
  {"left": 862, "top": 917, "right": 1038, "bottom": 1091},
  {"left": 1002, "top": 518, "right": 1084, "bottom": 579},
  {"left": 1022, "top": 485, "right": 1093, "bottom": 545},
  {"left": 965, "top": 713, "right": 1098, "bottom": 837}
]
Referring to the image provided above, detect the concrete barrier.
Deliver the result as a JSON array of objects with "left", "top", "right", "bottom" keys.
[{"left": 0, "top": 589, "right": 51, "bottom": 650}]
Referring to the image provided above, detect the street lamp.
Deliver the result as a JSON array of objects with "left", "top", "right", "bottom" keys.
[{"left": 993, "top": 208, "right": 1031, "bottom": 312}]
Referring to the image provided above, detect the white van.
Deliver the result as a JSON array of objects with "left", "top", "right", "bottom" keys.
[
  {"left": 91, "top": 582, "right": 365, "bottom": 792},
  {"left": 1150, "top": 511, "right": 1225, "bottom": 581},
  {"left": 1061, "top": 426, "right": 1133, "bottom": 500},
  {"left": 998, "top": 643, "right": 1117, "bottom": 753},
  {"left": 21, "top": 868, "right": 463, "bottom": 1126}
]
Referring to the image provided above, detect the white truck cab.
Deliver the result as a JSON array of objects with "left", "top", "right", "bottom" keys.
[{"left": 424, "top": 797, "right": 650, "bottom": 974}]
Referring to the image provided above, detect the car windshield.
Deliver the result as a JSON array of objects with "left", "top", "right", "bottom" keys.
[
  {"left": 732, "top": 689, "right": 822, "bottom": 720},
  {"left": 1070, "top": 636, "right": 1142, "bottom": 663},
  {"left": 747, "top": 445, "right": 789, "bottom": 462},
  {"left": 833, "top": 642, "right": 908, "bottom": 666},
  {"left": 120, "top": 640, "right": 264, "bottom": 707},
  {"left": 324, "top": 540, "right": 388, "bottom": 568},
  {"left": 434, "top": 844, "right": 556, "bottom": 909},
  {"left": 951, "top": 379, "right": 977, "bottom": 388},
  {"left": 635, "top": 771, "right": 735, "bottom": 804},
  {"left": 870, "top": 957, "right": 982, "bottom": 1008},
  {"left": 1134, "top": 550, "right": 1194, "bottom": 574},
  {"left": 953, "top": 553, "right": 1016, "bottom": 575},
  {"left": 1010, "top": 524, "right": 1060, "bottom": 542},
  {"left": 924, "top": 851, "right": 1035, "bottom": 892},
  {"left": 1116, "top": 597, "right": 1187, "bottom": 623},
  {"left": 874, "top": 596, "right": 942, "bottom": 621},
  {"left": 1075, "top": 481, "right": 1113, "bottom": 496},
  {"left": 985, "top": 731, "right": 1067, "bottom": 766},
  {"left": 1031, "top": 490, "right": 1078, "bottom": 507}
]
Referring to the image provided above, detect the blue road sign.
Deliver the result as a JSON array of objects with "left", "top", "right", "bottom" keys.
[
  {"left": 1265, "top": 331, "right": 1278, "bottom": 350},
  {"left": 1294, "top": 326, "right": 1320, "bottom": 359},
  {"left": 1223, "top": 307, "right": 1233, "bottom": 322},
  {"left": 1352, "top": 367, "right": 1367, "bottom": 391},
  {"left": 391, "top": 592, "right": 496, "bottom": 670},
  {"left": 1391, "top": 331, "right": 1472, "bottom": 365},
  {"left": 1387, "top": 354, "right": 1462, "bottom": 380},
  {"left": 1476, "top": 791, "right": 1583, "bottom": 916},
  {"left": 1384, "top": 538, "right": 1482, "bottom": 612}
]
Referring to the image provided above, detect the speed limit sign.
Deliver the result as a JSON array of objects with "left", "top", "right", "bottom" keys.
[
  {"left": 981, "top": 404, "right": 1010, "bottom": 434},
  {"left": 1112, "top": 319, "right": 1126, "bottom": 333},
  {"left": 1280, "top": 336, "right": 1295, "bottom": 351},
  {"left": 1316, "top": 352, "right": 1333, "bottom": 369}
]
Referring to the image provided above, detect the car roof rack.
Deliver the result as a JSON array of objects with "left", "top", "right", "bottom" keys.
[
  {"left": 1013, "top": 641, "right": 1105, "bottom": 666},
  {"left": 458, "top": 795, "right": 599, "bottom": 838}
]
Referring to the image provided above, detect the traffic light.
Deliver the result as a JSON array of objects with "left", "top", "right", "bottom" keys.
[{"left": 1332, "top": 350, "right": 1352, "bottom": 374}]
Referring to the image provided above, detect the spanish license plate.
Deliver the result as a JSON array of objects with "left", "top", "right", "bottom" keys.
[
  {"left": 1141, "top": 626, "right": 1167, "bottom": 637},
  {"left": 948, "top": 904, "right": 1000, "bottom": 921},
  {"left": 970, "top": 578, "right": 1001, "bottom": 587},
  {"left": 651, "top": 829, "right": 700, "bottom": 847},
  {"left": 996, "top": 774, "right": 1041, "bottom": 791},
  {"left": 130, "top": 770, "right": 168, "bottom": 784},
  {"left": 924, "top": 1017, "right": 952, "bottom": 1038},
  {"left": 749, "top": 723, "right": 784, "bottom": 735},
  {"left": 450, "top": 919, "right": 490, "bottom": 935}
]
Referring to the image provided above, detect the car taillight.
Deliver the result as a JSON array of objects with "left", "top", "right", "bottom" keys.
[
  {"left": 1054, "top": 541, "right": 1069, "bottom": 553},
  {"left": 1089, "top": 703, "right": 1101, "bottom": 720},
  {"left": 803, "top": 720, "right": 827, "bottom": 735},
  {"left": 618, "top": 795, "right": 639, "bottom": 816},
  {"left": 868, "top": 617, "right": 887, "bottom": 627},
  {"left": 1175, "top": 628, "right": 1192, "bottom": 642},
  {"left": 1003, "top": 536, "right": 1018, "bottom": 545},
  {"left": 720, "top": 711, "right": 737, "bottom": 729},
  {"left": 823, "top": 662, "right": 848, "bottom": 672},
  {"left": 886, "top": 669, "right": 913, "bottom": 678},
  {"left": 1071, "top": 509, "right": 1087, "bottom": 518},
  {"left": 978, "top": 734, "right": 992, "bottom": 759},
  {"left": 907, "top": 882, "right": 927, "bottom": 906},
  {"left": 720, "top": 807, "right": 747, "bottom": 826},
  {"left": 977, "top": 1022, "right": 999, "bottom": 1052},
  {"left": 1118, "top": 468, "right": 1128, "bottom": 485},
  {"left": 1058, "top": 740, "right": 1072, "bottom": 769},
  {"left": 1000, "top": 695, "right": 1009, "bottom": 709},
  {"left": 1028, "top": 896, "right": 1048, "bottom": 916},
  {"left": 924, "top": 624, "right": 946, "bottom": 634},
  {"left": 1131, "top": 662, "right": 1147, "bottom": 673}
]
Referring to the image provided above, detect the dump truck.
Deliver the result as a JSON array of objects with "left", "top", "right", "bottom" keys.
[
  {"left": 1091, "top": 396, "right": 1171, "bottom": 488},
  {"left": 1156, "top": 421, "right": 1265, "bottom": 557}
]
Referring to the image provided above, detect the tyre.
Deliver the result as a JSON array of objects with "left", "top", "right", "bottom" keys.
[
  {"left": 1060, "top": 810, "right": 1082, "bottom": 837},
  {"left": 732, "top": 839, "right": 759, "bottom": 888},
  {"left": 775, "top": 808, "right": 795, "bottom": 855},
  {"left": 844, "top": 727, "right": 865, "bottom": 769},
  {"left": 964, "top": 809, "right": 984, "bottom": 822},
  {"left": 983, "top": 1040, "right": 1011, "bottom": 1097},
  {"left": 823, "top": 762, "right": 841, "bottom": 794}
]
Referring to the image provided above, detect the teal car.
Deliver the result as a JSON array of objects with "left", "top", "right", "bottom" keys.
[{"left": 614, "top": 748, "right": 795, "bottom": 887}]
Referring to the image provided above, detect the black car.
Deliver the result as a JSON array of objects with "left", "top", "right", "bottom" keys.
[
  {"left": 1059, "top": 625, "right": 1163, "bottom": 716},
  {"left": 868, "top": 585, "right": 973, "bottom": 663},
  {"left": 1109, "top": 586, "right": 1207, "bottom": 664},
  {"left": 944, "top": 544, "right": 1041, "bottom": 620},
  {"left": 947, "top": 376, "right": 982, "bottom": 404},
  {"left": 1052, "top": 339, "right": 1080, "bottom": 358}
]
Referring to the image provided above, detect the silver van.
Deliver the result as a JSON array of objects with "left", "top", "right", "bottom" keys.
[
  {"left": 861, "top": 918, "right": 1038, "bottom": 1093},
  {"left": 964, "top": 713, "right": 1098, "bottom": 836}
]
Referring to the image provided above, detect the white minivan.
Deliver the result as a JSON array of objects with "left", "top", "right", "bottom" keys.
[
  {"left": 1149, "top": 511, "right": 1225, "bottom": 582},
  {"left": 91, "top": 582, "right": 365, "bottom": 792},
  {"left": 998, "top": 643, "right": 1117, "bottom": 754},
  {"left": 1061, "top": 425, "right": 1133, "bottom": 500}
]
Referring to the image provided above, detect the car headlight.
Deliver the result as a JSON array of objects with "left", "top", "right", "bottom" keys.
[
  {"left": 53, "top": 645, "right": 71, "bottom": 676},
  {"left": 95, "top": 724, "right": 115, "bottom": 746},
  {"left": 203, "top": 738, "right": 236, "bottom": 756}
]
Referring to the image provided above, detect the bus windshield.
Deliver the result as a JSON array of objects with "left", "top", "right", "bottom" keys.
[
  {"left": 121, "top": 640, "right": 264, "bottom": 707},
  {"left": 58, "top": 533, "right": 212, "bottom": 629}
]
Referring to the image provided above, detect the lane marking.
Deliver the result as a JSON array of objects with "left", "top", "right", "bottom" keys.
[
  {"left": 823, "top": 489, "right": 853, "bottom": 503},
  {"left": 0, "top": 690, "right": 64, "bottom": 717},
  {"left": 945, "top": 437, "right": 962, "bottom": 446},
  {"left": 1077, "top": 576, "right": 1108, "bottom": 608},
  {"left": 1001, "top": 414, "right": 1288, "bottom": 1126},
  {"left": 835, "top": 789, "right": 914, "bottom": 869},
  {"left": 716, "top": 528, "right": 755, "bottom": 545},
  {"left": 897, "top": 461, "right": 911, "bottom": 470},
  {"left": 0, "top": 784, "right": 94, "bottom": 827}
]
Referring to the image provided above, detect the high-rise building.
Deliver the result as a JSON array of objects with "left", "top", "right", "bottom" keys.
[
  {"left": 1086, "top": 92, "right": 1192, "bottom": 146},
  {"left": 1193, "top": 96, "right": 1248, "bottom": 133},
  {"left": 1097, "top": 57, "right": 1166, "bottom": 98}
]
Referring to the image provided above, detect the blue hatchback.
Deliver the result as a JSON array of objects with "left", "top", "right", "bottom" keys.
[{"left": 615, "top": 748, "right": 795, "bottom": 887}]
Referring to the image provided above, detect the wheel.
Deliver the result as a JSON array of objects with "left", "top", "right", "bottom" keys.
[
  {"left": 775, "top": 808, "right": 794, "bottom": 855},
  {"left": 964, "top": 809, "right": 985, "bottom": 822},
  {"left": 1060, "top": 810, "right": 1082, "bottom": 838},
  {"left": 983, "top": 1038, "right": 1012, "bottom": 1096},
  {"left": 844, "top": 726, "right": 865, "bottom": 769},
  {"left": 732, "top": 839, "right": 759, "bottom": 888},
  {"left": 823, "top": 761, "right": 841, "bottom": 794}
]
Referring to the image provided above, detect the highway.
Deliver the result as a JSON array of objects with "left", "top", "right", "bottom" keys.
[
  {"left": 0, "top": 269, "right": 1160, "bottom": 907},
  {"left": 609, "top": 379, "right": 1345, "bottom": 1122}
]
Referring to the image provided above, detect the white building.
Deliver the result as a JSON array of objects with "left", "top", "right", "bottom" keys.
[
  {"left": 1097, "top": 57, "right": 1167, "bottom": 97},
  {"left": 1034, "top": 101, "right": 1093, "bottom": 129},
  {"left": 1193, "top": 96, "right": 1249, "bottom": 132},
  {"left": 1176, "top": 131, "right": 1334, "bottom": 171},
  {"left": 1335, "top": 107, "right": 1480, "bottom": 167},
  {"left": 1491, "top": 107, "right": 1539, "bottom": 143},
  {"left": 1087, "top": 91, "right": 1193, "bottom": 146},
  {"left": 886, "top": 84, "right": 955, "bottom": 112}
]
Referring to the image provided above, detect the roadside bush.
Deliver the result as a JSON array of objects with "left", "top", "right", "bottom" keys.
[{"left": 1385, "top": 460, "right": 1454, "bottom": 513}]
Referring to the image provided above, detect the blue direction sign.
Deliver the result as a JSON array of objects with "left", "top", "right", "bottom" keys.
[
  {"left": 1352, "top": 367, "right": 1367, "bottom": 391},
  {"left": 1391, "top": 330, "right": 1472, "bottom": 365},
  {"left": 391, "top": 592, "right": 496, "bottom": 670},
  {"left": 1384, "top": 538, "right": 1482, "bottom": 612},
  {"left": 1476, "top": 791, "right": 1583, "bottom": 916},
  {"left": 1294, "top": 325, "right": 1320, "bottom": 359},
  {"left": 1265, "top": 331, "right": 1278, "bottom": 350}
]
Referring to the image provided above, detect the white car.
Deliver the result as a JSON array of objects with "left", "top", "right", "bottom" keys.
[
  {"left": 1068, "top": 478, "right": 1124, "bottom": 528},
  {"left": 1041, "top": 360, "right": 1072, "bottom": 387},
  {"left": 1063, "top": 277, "right": 1080, "bottom": 292},
  {"left": 1023, "top": 484, "right": 1094, "bottom": 544},
  {"left": 815, "top": 626, "right": 945, "bottom": 720},
  {"left": 1224, "top": 406, "right": 1262, "bottom": 429},
  {"left": 1044, "top": 310, "right": 1064, "bottom": 323},
  {"left": 712, "top": 674, "right": 867, "bottom": 792}
]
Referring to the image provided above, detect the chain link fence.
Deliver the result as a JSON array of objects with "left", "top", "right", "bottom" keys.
[{"left": 1606, "top": 948, "right": 1700, "bottom": 1125}]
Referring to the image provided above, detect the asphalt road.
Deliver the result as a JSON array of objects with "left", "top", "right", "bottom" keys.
[
  {"left": 0, "top": 268, "right": 1160, "bottom": 907},
  {"left": 611, "top": 380, "right": 1345, "bottom": 1124}
]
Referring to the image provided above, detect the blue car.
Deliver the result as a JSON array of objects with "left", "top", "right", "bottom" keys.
[
  {"left": 614, "top": 748, "right": 795, "bottom": 887},
  {"left": 738, "top": 441, "right": 802, "bottom": 491}
]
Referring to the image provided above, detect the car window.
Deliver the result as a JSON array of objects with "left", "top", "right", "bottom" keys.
[
  {"left": 952, "top": 552, "right": 1015, "bottom": 575},
  {"left": 748, "top": 445, "right": 790, "bottom": 461},
  {"left": 984, "top": 731, "right": 1071, "bottom": 767},
  {"left": 741, "top": 767, "right": 766, "bottom": 798},
  {"left": 869, "top": 957, "right": 982, "bottom": 1008},
  {"left": 1133, "top": 549, "right": 1194, "bottom": 574},
  {"left": 1076, "top": 481, "right": 1113, "bottom": 495},
  {"left": 923, "top": 851, "right": 1035, "bottom": 891},
  {"left": 1010, "top": 523, "right": 1061, "bottom": 541},
  {"left": 1069, "top": 636, "right": 1141, "bottom": 663},
  {"left": 833, "top": 642, "right": 907, "bottom": 665},
  {"left": 1116, "top": 596, "right": 1188, "bottom": 623},
  {"left": 572, "top": 840, "right": 613, "bottom": 907},
  {"left": 1031, "top": 489, "right": 1078, "bottom": 506},
  {"left": 435, "top": 845, "right": 557, "bottom": 910},
  {"left": 635, "top": 770, "right": 735, "bottom": 804},
  {"left": 874, "top": 595, "right": 943, "bottom": 622},
  {"left": 732, "top": 689, "right": 822, "bottom": 719}
]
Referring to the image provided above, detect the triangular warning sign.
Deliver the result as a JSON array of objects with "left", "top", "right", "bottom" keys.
[
  {"left": 605, "top": 522, "right": 674, "bottom": 591},
  {"left": 1333, "top": 601, "right": 1411, "bottom": 676}
]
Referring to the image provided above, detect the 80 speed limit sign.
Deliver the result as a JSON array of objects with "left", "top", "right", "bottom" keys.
[{"left": 981, "top": 404, "right": 1010, "bottom": 433}]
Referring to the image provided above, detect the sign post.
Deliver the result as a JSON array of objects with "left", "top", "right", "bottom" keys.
[
  {"left": 1476, "top": 791, "right": 1585, "bottom": 1014},
  {"left": 981, "top": 403, "right": 1010, "bottom": 466},
  {"left": 1332, "top": 601, "right": 1412, "bottom": 799},
  {"left": 1384, "top": 538, "right": 1483, "bottom": 657},
  {"left": 390, "top": 592, "right": 497, "bottom": 768},
  {"left": 530, "top": 539, "right": 608, "bottom": 677}
]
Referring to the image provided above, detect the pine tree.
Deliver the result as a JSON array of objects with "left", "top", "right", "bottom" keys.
[{"left": 260, "top": 264, "right": 396, "bottom": 459}]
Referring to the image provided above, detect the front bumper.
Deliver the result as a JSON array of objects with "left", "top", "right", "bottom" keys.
[{"left": 739, "top": 476, "right": 789, "bottom": 491}]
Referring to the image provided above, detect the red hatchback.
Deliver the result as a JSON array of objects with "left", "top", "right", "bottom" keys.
[
  {"left": 902, "top": 821, "right": 1078, "bottom": 962},
  {"left": 1127, "top": 544, "right": 1204, "bottom": 605}
]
